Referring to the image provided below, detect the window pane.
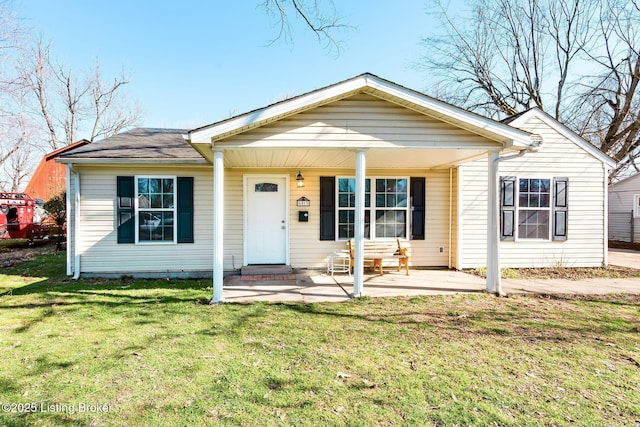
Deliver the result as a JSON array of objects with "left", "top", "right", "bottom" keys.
[
  {"left": 255, "top": 183, "right": 278, "bottom": 192},
  {"left": 337, "top": 209, "right": 370, "bottom": 239},
  {"left": 519, "top": 178, "right": 550, "bottom": 208},
  {"left": 386, "top": 194, "right": 397, "bottom": 207},
  {"left": 518, "top": 210, "right": 549, "bottom": 239},
  {"left": 338, "top": 178, "right": 351, "bottom": 193},
  {"left": 338, "top": 194, "right": 349, "bottom": 207},
  {"left": 375, "top": 209, "right": 406, "bottom": 238},
  {"left": 137, "top": 177, "right": 175, "bottom": 242},
  {"left": 375, "top": 178, "right": 408, "bottom": 208}
]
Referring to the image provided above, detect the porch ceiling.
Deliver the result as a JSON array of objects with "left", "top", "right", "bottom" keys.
[{"left": 216, "top": 147, "right": 491, "bottom": 169}]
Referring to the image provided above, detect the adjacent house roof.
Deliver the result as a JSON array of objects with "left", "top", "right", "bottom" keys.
[
  {"left": 57, "top": 128, "right": 207, "bottom": 164},
  {"left": 609, "top": 172, "right": 640, "bottom": 188}
]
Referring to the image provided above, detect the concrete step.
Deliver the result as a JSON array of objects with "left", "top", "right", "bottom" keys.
[{"left": 241, "top": 265, "right": 293, "bottom": 276}]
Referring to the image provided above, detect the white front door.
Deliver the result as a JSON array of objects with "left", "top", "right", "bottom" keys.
[{"left": 245, "top": 175, "right": 288, "bottom": 264}]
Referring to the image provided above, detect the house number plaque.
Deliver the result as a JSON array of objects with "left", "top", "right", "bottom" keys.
[{"left": 296, "top": 197, "right": 310, "bottom": 207}]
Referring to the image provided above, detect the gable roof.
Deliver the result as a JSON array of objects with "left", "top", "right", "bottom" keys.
[
  {"left": 506, "top": 108, "right": 617, "bottom": 169},
  {"left": 57, "top": 128, "right": 207, "bottom": 164},
  {"left": 187, "top": 73, "right": 534, "bottom": 149},
  {"left": 609, "top": 172, "right": 640, "bottom": 188},
  {"left": 43, "top": 139, "right": 91, "bottom": 161}
]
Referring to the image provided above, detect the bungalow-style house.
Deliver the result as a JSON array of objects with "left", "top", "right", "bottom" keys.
[
  {"left": 57, "top": 73, "right": 616, "bottom": 301},
  {"left": 609, "top": 173, "right": 640, "bottom": 243}
]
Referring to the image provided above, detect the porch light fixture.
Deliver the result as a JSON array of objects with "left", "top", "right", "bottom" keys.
[{"left": 296, "top": 171, "right": 305, "bottom": 187}]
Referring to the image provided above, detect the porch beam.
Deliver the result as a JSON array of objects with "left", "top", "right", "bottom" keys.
[
  {"left": 211, "top": 149, "right": 224, "bottom": 303},
  {"left": 486, "top": 150, "right": 503, "bottom": 295},
  {"left": 353, "top": 149, "right": 366, "bottom": 297}
]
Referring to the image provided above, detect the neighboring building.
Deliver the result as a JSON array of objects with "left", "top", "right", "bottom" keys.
[
  {"left": 24, "top": 140, "right": 91, "bottom": 202},
  {"left": 56, "top": 73, "right": 616, "bottom": 300},
  {"left": 609, "top": 173, "right": 640, "bottom": 243}
]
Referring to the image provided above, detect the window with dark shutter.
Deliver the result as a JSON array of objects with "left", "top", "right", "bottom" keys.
[
  {"left": 410, "top": 177, "right": 425, "bottom": 240},
  {"left": 117, "top": 176, "right": 135, "bottom": 243},
  {"left": 319, "top": 176, "right": 335, "bottom": 240},
  {"left": 177, "top": 177, "right": 194, "bottom": 243},
  {"left": 500, "top": 176, "right": 516, "bottom": 241},
  {"left": 552, "top": 177, "right": 568, "bottom": 241}
]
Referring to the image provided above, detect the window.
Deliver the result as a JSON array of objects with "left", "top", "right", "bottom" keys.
[
  {"left": 117, "top": 176, "right": 194, "bottom": 244},
  {"left": 634, "top": 194, "right": 640, "bottom": 218},
  {"left": 337, "top": 177, "right": 408, "bottom": 239},
  {"left": 375, "top": 178, "right": 408, "bottom": 238},
  {"left": 337, "top": 178, "right": 370, "bottom": 239},
  {"left": 501, "top": 176, "right": 568, "bottom": 241},
  {"left": 136, "top": 177, "right": 176, "bottom": 242},
  {"left": 518, "top": 178, "right": 550, "bottom": 239}
]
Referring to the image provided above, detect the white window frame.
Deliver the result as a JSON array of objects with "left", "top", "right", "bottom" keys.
[
  {"left": 336, "top": 176, "right": 410, "bottom": 240},
  {"left": 134, "top": 175, "right": 177, "bottom": 244},
  {"left": 634, "top": 194, "right": 640, "bottom": 218},
  {"left": 515, "top": 177, "right": 552, "bottom": 241}
]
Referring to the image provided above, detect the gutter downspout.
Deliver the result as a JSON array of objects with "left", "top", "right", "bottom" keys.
[
  {"left": 603, "top": 163, "right": 609, "bottom": 266},
  {"left": 69, "top": 164, "right": 81, "bottom": 280},
  {"left": 488, "top": 135, "right": 543, "bottom": 296},
  {"left": 65, "top": 166, "right": 72, "bottom": 276}
]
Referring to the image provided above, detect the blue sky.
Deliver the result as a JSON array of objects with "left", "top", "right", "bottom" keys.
[{"left": 17, "top": 1, "right": 443, "bottom": 131}]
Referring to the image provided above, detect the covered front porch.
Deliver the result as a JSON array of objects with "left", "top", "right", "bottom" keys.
[
  {"left": 185, "top": 74, "right": 536, "bottom": 303},
  {"left": 222, "top": 268, "right": 488, "bottom": 303}
]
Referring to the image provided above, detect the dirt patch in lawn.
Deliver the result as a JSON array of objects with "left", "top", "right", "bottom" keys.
[
  {"left": 468, "top": 264, "right": 640, "bottom": 280},
  {"left": 0, "top": 240, "right": 55, "bottom": 268}
]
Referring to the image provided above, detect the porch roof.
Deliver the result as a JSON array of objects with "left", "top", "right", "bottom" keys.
[{"left": 186, "top": 73, "right": 534, "bottom": 168}]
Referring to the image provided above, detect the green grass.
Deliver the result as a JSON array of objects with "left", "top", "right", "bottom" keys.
[{"left": 1, "top": 245, "right": 639, "bottom": 426}]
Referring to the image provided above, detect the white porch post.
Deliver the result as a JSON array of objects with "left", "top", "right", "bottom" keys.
[
  {"left": 353, "top": 149, "right": 366, "bottom": 297},
  {"left": 486, "top": 150, "right": 503, "bottom": 295},
  {"left": 211, "top": 149, "right": 225, "bottom": 303}
]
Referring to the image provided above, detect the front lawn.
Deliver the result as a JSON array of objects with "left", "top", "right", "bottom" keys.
[{"left": 1, "top": 245, "right": 639, "bottom": 426}]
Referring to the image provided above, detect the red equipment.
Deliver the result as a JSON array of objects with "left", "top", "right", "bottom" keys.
[{"left": 0, "top": 193, "right": 47, "bottom": 241}]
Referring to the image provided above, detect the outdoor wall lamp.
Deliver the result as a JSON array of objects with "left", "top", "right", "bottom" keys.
[{"left": 296, "top": 171, "right": 305, "bottom": 187}]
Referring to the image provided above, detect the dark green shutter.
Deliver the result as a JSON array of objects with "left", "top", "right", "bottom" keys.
[
  {"left": 177, "top": 177, "right": 194, "bottom": 243},
  {"left": 117, "top": 176, "right": 135, "bottom": 243},
  {"left": 319, "top": 176, "right": 335, "bottom": 240},
  {"left": 552, "top": 177, "right": 568, "bottom": 241},
  {"left": 500, "top": 176, "right": 516, "bottom": 241},
  {"left": 410, "top": 177, "right": 426, "bottom": 240}
]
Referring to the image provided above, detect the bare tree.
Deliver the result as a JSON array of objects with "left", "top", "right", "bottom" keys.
[
  {"left": 15, "top": 38, "right": 141, "bottom": 151},
  {"left": 572, "top": 0, "right": 640, "bottom": 179},
  {"left": 260, "top": 0, "right": 353, "bottom": 52},
  {"left": 420, "top": 0, "right": 640, "bottom": 180}
]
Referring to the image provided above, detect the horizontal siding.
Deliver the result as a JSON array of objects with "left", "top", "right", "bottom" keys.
[
  {"left": 459, "top": 116, "right": 607, "bottom": 268},
  {"left": 75, "top": 165, "right": 214, "bottom": 275},
  {"left": 289, "top": 168, "right": 452, "bottom": 269},
  {"left": 608, "top": 182, "right": 640, "bottom": 242},
  {"left": 218, "top": 94, "right": 500, "bottom": 149}
]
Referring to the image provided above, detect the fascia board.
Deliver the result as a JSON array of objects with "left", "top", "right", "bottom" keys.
[{"left": 189, "top": 77, "right": 369, "bottom": 143}]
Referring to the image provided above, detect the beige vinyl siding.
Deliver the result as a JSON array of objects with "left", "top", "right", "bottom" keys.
[
  {"left": 459, "top": 116, "right": 607, "bottom": 268},
  {"left": 217, "top": 94, "right": 499, "bottom": 150},
  {"left": 609, "top": 176, "right": 640, "bottom": 243},
  {"left": 75, "top": 165, "right": 213, "bottom": 275},
  {"left": 285, "top": 168, "right": 451, "bottom": 269}
]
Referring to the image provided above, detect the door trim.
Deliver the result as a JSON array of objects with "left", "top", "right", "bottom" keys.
[{"left": 243, "top": 174, "right": 290, "bottom": 265}]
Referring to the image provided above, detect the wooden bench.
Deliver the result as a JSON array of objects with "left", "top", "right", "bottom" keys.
[{"left": 348, "top": 239, "right": 411, "bottom": 275}]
